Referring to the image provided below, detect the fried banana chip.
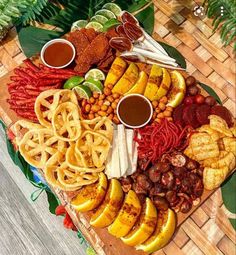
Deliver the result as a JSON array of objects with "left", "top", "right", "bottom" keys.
[
  {"left": 209, "top": 115, "right": 233, "bottom": 137},
  {"left": 203, "top": 151, "right": 235, "bottom": 170},
  {"left": 198, "top": 125, "right": 223, "bottom": 141},
  {"left": 203, "top": 166, "right": 229, "bottom": 190},
  {"left": 222, "top": 137, "right": 236, "bottom": 156},
  {"left": 184, "top": 132, "right": 219, "bottom": 161},
  {"left": 52, "top": 102, "right": 81, "bottom": 141}
]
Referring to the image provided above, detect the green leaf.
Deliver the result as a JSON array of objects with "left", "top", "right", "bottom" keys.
[
  {"left": 221, "top": 172, "right": 236, "bottom": 214},
  {"left": 158, "top": 41, "right": 186, "bottom": 69},
  {"left": 134, "top": 3, "right": 154, "bottom": 34},
  {"left": 46, "top": 190, "right": 60, "bottom": 214},
  {"left": 17, "top": 25, "right": 63, "bottom": 57},
  {"left": 198, "top": 82, "right": 223, "bottom": 105}
]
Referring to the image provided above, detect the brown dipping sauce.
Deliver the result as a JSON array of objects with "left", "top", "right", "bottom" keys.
[
  {"left": 118, "top": 95, "right": 152, "bottom": 126},
  {"left": 43, "top": 42, "right": 74, "bottom": 67}
]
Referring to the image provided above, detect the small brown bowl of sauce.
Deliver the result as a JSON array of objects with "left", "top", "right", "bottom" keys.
[
  {"left": 117, "top": 94, "right": 153, "bottom": 128},
  {"left": 41, "top": 39, "right": 75, "bottom": 69}
]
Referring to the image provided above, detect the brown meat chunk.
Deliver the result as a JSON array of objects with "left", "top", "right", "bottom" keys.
[
  {"left": 67, "top": 30, "right": 90, "bottom": 56},
  {"left": 81, "top": 28, "right": 98, "bottom": 42}
]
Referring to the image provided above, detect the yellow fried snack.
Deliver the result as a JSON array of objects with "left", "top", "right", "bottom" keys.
[
  {"left": 209, "top": 115, "right": 233, "bottom": 137},
  {"left": 19, "top": 128, "right": 66, "bottom": 168},
  {"left": 197, "top": 125, "right": 223, "bottom": 142},
  {"left": 203, "top": 166, "right": 229, "bottom": 190},
  {"left": 75, "top": 130, "right": 111, "bottom": 168},
  {"left": 35, "top": 89, "right": 78, "bottom": 128},
  {"left": 12, "top": 119, "right": 43, "bottom": 145},
  {"left": 184, "top": 132, "right": 219, "bottom": 161},
  {"left": 66, "top": 145, "right": 104, "bottom": 172},
  {"left": 222, "top": 137, "right": 236, "bottom": 156},
  {"left": 81, "top": 116, "right": 113, "bottom": 140},
  {"left": 52, "top": 102, "right": 81, "bottom": 141},
  {"left": 57, "top": 162, "right": 98, "bottom": 190}
]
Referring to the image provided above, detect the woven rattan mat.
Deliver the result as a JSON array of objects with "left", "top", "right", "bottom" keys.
[{"left": 0, "top": 0, "right": 235, "bottom": 254}]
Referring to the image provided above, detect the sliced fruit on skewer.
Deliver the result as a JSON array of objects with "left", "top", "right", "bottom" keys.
[
  {"left": 104, "top": 57, "right": 127, "bottom": 87},
  {"left": 136, "top": 209, "right": 176, "bottom": 253},
  {"left": 71, "top": 172, "right": 108, "bottom": 212},
  {"left": 125, "top": 71, "right": 148, "bottom": 95},
  {"left": 144, "top": 64, "right": 162, "bottom": 101},
  {"left": 121, "top": 198, "right": 157, "bottom": 246},
  {"left": 112, "top": 63, "right": 139, "bottom": 94},
  {"left": 167, "top": 70, "right": 186, "bottom": 108},
  {"left": 90, "top": 179, "right": 124, "bottom": 228},
  {"left": 108, "top": 190, "right": 141, "bottom": 238}
]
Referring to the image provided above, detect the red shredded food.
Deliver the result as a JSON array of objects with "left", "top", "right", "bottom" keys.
[
  {"left": 7, "top": 59, "right": 79, "bottom": 121},
  {"left": 134, "top": 118, "right": 192, "bottom": 165}
]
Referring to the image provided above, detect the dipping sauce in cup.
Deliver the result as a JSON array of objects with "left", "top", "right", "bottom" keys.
[
  {"left": 117, "top": 94, "right": 153, "bottom": 128},
  {"left": 41, "top": 39, "right": 75, "bottom": 69}
]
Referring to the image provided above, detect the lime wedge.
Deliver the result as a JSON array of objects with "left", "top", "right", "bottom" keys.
[
  {"left": 63, "top": 76, "right": 85, "bottom": 89},
  {"left": 85, "top": 21, "right": 103, "bottom": 32},
  {"left": 73, "top": 85, "right": 92, "bottom": 99},
  {"left": 95, "top": 9, "right": 116, "bottom": 19},
  {"left": 85, "top": 69, "right": 106, "bottom": 81},
  {"left": 103, "top": 18, "right": 121, "bottom": 32},
  {"left": 91, "top": 14, "right": 108, "bottom": 25},
  {"left": 71, "top": 20, "right": 88, "bottom": 31},
  {"left": 102, "top": 3, "right": 122, "bottom": 16},
  {"left": 83, "top": 78, "right": 104, "bottom": 93}
]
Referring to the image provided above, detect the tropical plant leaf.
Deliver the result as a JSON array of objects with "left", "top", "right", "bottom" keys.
[
  {"left": 134, "top": 3, "right": 154, "bottom": 34},
  {"left": 158, "top": 41, "right": 186, "bottom": 69},
  {"left": 46, "top": 190, "right": 60, "bottom": 214},
  {"left": 17, "top": 25, "right": 63, "bottom": 57},
  {"left": 198, "top": 82, "right": 223, "bottom": 105}
]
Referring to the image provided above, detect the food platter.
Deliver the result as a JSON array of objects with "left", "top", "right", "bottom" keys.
[{"left": 1, "top": 3, "right": 236, "bottom": 254}]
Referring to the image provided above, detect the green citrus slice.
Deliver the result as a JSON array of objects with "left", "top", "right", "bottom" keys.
[
  {"left": 71, "top": 20, "right": 88, "bottom": 31},
  {"left": 63, "top": 76, "right": 85, "bottom": 89},
  {"left": 85, "top": 69, "right": 105, "bottom": 81},
  {"left": 91, "top": 14, "right": 108, "bottom": 25},
  {"left": 95, "top": 9, "right": 116, "bottom": 19},
  {"left": 102, "top": 3, "right": 122, "bottom": 16},
  {"left": 103, "top": 18, "right": 121, "bottom": 32},
  {"left": 85, "top": 21, "right": 103, "bottom": 32},
  {"left": 83, "top": 78, "right": 104, "bottom": 93},
  {"left": 72, "top": 85, "right": 92, "bottom": 99}
]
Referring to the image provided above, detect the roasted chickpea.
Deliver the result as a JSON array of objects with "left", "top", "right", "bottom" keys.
[
  {"left": 113, "top": 93, "right": 120, "bottom": 99},
  {"left": 89, "top": 97, "right": 95, "bottom": 104},
  {"left": 85, "top": 104, "right": 91, "bottom": 113},
  {"left": 160, "top": 96, "right": 168, "bottom": 104},
  {"left": 98, "top": 111, "right": 107, "bottom": 117},
  {"left": 101, "top": 105, "right": 108, "bottom": 111},
  {"left": 104, "top": 87, "right": 112, "bottom": 96},
  {"left": 159, "top": 102, "right": 166, "bottom": 111},
  {"left": 107, "top": 84, "right": 113, "bottom": 89},
  {"left": 107, "top": 95, "right": 114, "bottom": 102},
  {"left": 107, "top": 106, "right": 113, "bottom": 114},
  {"left": 81, "top": 99, "right": 86, "bottom": 107},
  {"left": 113, "top": 115, "right": 120, "bottom": 124},
  {"left": 104, "top": 100, "right": 111, "bottom": 106},
  {"left": 152, "top": 100, "right": 158, "bottom": 108},
  {"left": 111, "top": 102, "right": 117, "bottom": 109},
  {"left": 166, "top": 106, "right": 173, "bottom": 112},
  {"left": 108, "top": 113, "right": 114, "bottom": 120},
  {"left": 167, "top": 117, "right": 173, "bottom": 122},
  {"left": 155, "top": 108, "right": 161, "bottom": 113},
  {"left": 157, "top": 112, "right": 164, "bottom": 118},
  {"left": 93, "top": 92, "right": 99, "bottom": 99},
  {"left": 91, "top": 105, "right": 100, "bottom": 112},
  {"left": 163, "top": 110, "right": 172, "bottom": 117},
  {"left": 115, "top": 98, "right": 120, "bottom": 103},
  {"left": 152, "top": 112, "right": 157, "bottom": 119},
  {"left": 98, "top": 100, "right": 104, "bottom": 106},
  {"left": 99, "top": 94, "right": 105, "bottom": 100},
  {"left": 88, "top": 113, "right": 94, "bottom": 119}
]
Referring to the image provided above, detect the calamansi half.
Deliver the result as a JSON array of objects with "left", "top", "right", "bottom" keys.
[
  {"left": 108, "top": 190, "right": 141, "bottom": 238},
  {"left": 136, "top": 209, "right": 176, "bottom": 254},
  {"left": 71, "top": 172, "right": 108, "bottom": 212},
  {"left": 90, "top": 179, "right": 124, "bottom": 228},
  {"left": 121, "top": 197, "right": 157, "bottom": 246}
]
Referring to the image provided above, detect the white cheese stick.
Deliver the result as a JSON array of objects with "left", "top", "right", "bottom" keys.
[
  {"left": 105, "top": 130, "right": 120, "bottom": 178},
  {"left": 131, "top": 140, "right": 138, "bottom": 175},
  {"left": 118, "top": 124, "right": 129, "bottom": 176}
]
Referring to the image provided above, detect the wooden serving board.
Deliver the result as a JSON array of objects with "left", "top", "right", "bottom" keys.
[{"left": 0, "top": 64, "right": 217, "bottom": 255}]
